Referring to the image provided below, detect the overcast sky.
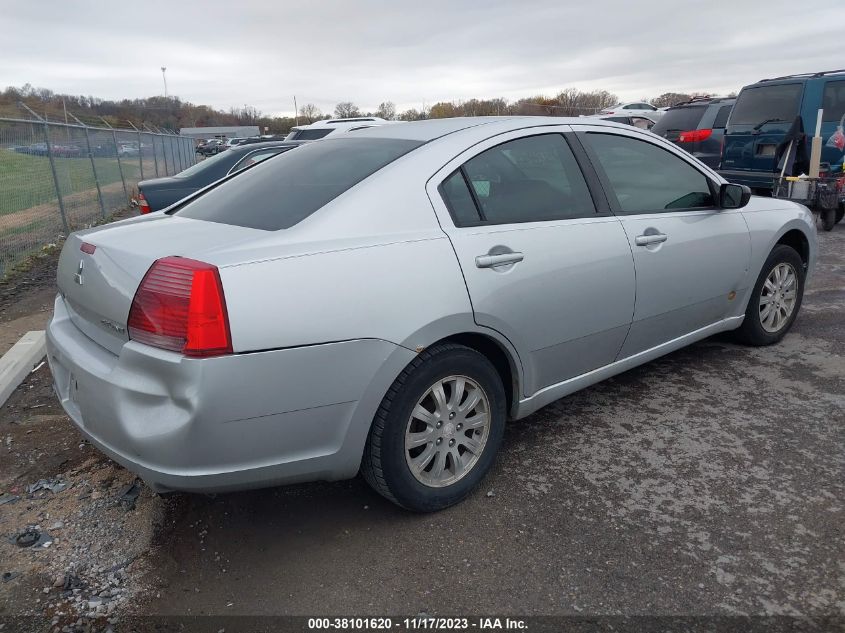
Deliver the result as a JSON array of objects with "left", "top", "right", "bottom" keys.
[{"left": 2, "top": 0, "right": 840, "bottom": 117}]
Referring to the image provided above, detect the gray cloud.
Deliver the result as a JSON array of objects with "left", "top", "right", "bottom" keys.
[{"left": 1, "top": 0, "right": 839, "bottom": 116}]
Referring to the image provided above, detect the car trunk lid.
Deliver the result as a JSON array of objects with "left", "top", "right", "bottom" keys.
[{"left": 57, "top": 215, "right": 266, "bottom": 355}]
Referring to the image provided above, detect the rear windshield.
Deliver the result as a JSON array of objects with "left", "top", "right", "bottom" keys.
[
  {"left": 287, "top": 128, "right": 334, "bottom": 140},
  {"left": 651, "top": 106, "right": 707, "bottom": 135},
  {"left": 172, "top": 138, "right": 422, "bottom": 230},
  {"left": 174, "top": 150, "right": 232, "bottom": 178},
  {"left": 729, "top": 83, "right": 802, "bottom": 127}
]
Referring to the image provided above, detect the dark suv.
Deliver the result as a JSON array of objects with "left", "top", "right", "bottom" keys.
[
  {"left": 719, "top": 70, "right": 845, "bottom": 193},
  {"left": 650, "top": 96, "right": 735, "bottom": 168}
]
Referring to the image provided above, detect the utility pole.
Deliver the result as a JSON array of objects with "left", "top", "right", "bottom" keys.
[
  {"left": 293, "top": 95, "right": 299, "bottom": 125},
  {"left": 161, "top": 67, "right": 168, "bottom": 98}
]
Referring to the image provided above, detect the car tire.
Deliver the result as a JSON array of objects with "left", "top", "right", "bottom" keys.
[
  {"left": 820, "top": 207, "right": 836, "bottom": 232},
  {"left": 361, "top": 343, "right": 506, "bottom": 512},
  {"left": 734, "top": 244, "right": 805, "bottom": 346}
]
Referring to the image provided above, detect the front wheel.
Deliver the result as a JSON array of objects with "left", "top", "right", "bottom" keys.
[
  {"left": 734, "top": 245, "right": 805, "bottom": 346},
  {"left": 361, "top": 343, "right": 506, "bottom": 512}
]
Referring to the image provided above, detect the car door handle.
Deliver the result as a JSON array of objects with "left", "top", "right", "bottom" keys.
[
  {"left": 634, "top": 233, "right": 668, "bottom": 246},
  {"left": 475, "top": 252, "right": 524, "bottom": 268}
]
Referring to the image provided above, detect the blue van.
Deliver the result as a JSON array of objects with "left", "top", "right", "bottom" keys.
[{"left": 719, "top": 70, "right": 845, "bottom": 194}]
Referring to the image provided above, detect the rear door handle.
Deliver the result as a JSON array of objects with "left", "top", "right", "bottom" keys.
[
  {"left": 634, "top": 233, "right": 668, "bottom": 246},
  {"left": 475, "top": 252, "right": 524, "bottom": 268}
]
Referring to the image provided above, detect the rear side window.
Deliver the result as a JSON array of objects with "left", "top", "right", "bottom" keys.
[
  {"left": 442, "top": 134, "right": 594, "bottom": 225},
  {"left": 729, "top": 84, "right": 802, "bottom": 126},
  {"left": 585, "top": 133, "right": 715, "bottom": 213},
  {"left": 439, "top": 171, "right": 481, "bottom": 225},
  {"left": 822, "top": 80, "right": 845, "bottom": 122},
  {"left": 651, "top": 106, "right": 707, "bottom": 135},
  {"left": 173, "top": 138, "right": 422, "bottom": 230},
  {"left": 287, "top": 128, "right": 334, "bottom": 140},
  {"left": 712, "top": 105, "right": 733, "bottom": 128}
]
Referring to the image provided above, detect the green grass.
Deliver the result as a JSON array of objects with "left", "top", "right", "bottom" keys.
[{"left": 0, "top": 149, "right": 140, "bottom": 216}]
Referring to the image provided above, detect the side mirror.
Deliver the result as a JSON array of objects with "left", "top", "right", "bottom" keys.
[{"left": 719, "top": 182, "right": 751, "bottom": 209}]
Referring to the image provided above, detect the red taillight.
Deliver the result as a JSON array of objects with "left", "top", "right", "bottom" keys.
[
  {"left": 127, "top": 256, "right": 232, "bottom": 358},
  {"left": 80, "top": 242, "right": 96, "bottom": 254},
  {"left": 677, "top": 129, "right": 712, "bottom": 143},
  {"left": 138, "top": 192, "right": 152, "bottom": 215}
]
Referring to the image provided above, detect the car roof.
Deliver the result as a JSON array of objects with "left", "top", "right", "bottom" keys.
[
  {"left": 344, "top": 116, "right": 542, "bottom": 141},
  {"left": 666, "top": 96, "right": 736, "bottom": 109}
]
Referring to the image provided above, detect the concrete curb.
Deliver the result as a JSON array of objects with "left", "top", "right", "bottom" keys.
[{"left": 0, "top": 330, "right": 47, "bottom": 409}]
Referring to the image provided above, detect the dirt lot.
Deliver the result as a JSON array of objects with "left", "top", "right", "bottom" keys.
[{"left": 0, "top": 223, "right": 842, "bottom": 632}]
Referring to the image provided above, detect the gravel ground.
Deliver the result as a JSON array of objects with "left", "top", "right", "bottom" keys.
[{"left": 0, "top": 222, "right": 842, "bottom": 633}]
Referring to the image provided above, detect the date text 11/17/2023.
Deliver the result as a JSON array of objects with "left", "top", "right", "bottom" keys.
[{"left": 307, "top": 617, "right": 528, "bottom": 630}]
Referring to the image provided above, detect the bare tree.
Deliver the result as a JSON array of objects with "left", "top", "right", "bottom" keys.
[
  {"left": 299, "top": 103, "right": 321, "bottom": 123},
  {"left": 650, "top": 92, "right": 693, "bottom": 108},
  {"left": 334, "top": 101, "right": 361, "bottom": 118},
  {"left": 375, "top": 101, "right": 396, "bottom": 120}
]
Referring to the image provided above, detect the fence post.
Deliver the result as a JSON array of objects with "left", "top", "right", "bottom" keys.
[
  {"left": 145, "top": 125, "right": 160, "bottom": 177},
  {"left": 177, "top": 134, "right": 185, "bottom": 172},
  {"left": 128, "top": 121, "right": 144, "bottom": 181},
  {"left": 20, "top": 103, "right": 69, "bottom": 234},
  {"left": 101, "top": 117, "right": 129, "bottom": 204},
  {"left": 160, "top": 130, "right": 170, "bottom": 175},
  {"left": 69, "top": 113, "right": 106, "bottom": 219}
]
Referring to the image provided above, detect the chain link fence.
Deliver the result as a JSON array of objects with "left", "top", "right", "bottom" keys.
[{"left": 0, "top": 113, "right": 195, "bottom": 277}]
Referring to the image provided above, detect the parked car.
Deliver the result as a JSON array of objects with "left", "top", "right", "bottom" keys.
[
  {"left": 137, "top": 141, "right": 304, "bottom": 213},
  {"left": 196, "top": 139, "right": 226, "bottom": 156},
  {"left": 599, "top": 102, "right": 664, "bottom": 119},
  {"left": 225, "top": 138, "right": 247, "bottom": 148},
  {"left": 650, "top": 96, "right": 736, "bottom": 168},
  {"left": 118, "top": 143, "right": 139, "bottom": 157},
  {"left": 47, "top": 117, "right": 817, "bottom": 512},
  {"left": 15, "top": 142, "right": 82, "bottom": 157},
  {"left": 720, "top": 70, "right": 845, "bottom": 194},
  {"left": 285, "top": 117, "right": 392, "bottom": 140},
  {"left": 586, "top": 114, "right": 657, "bottom": 130}
]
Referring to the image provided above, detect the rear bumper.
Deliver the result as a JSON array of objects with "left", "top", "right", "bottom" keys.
[{"left": 46, "top": 295, "right": 414, "bottom": 493}]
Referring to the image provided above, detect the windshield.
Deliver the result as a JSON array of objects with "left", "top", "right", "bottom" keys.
[
  {"left": 287, "top": 128, "right": 334, "bottom": 140},
  {"left": 729, "top": 83, "right": 802, "bottom": 127},
  {"left": 173, "top": 150, "right": 231, "bottom": 178},
  {"left": 173, "top": 138, "right": 423, "bottom": 230}
]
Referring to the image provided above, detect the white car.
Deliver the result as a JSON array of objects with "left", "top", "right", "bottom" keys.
[
  {"left": 46, "top": 117, "right": 816, "bottom": 512},
  {"left": 285, "top": 117, "right": 393, "bottom": 141},
  {"left": 599, "top": 102, "right": 664, "bottom": 119}
]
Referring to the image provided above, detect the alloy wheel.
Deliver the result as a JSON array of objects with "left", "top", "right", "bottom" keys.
[
  {"left": 404, "top": 375, "right": 491, "bottom": 488},
  {"left": 759, "top": 262, "right": 798, "bottom": 333}
]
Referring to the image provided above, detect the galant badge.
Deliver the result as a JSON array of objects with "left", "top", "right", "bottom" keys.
[{"left": 73, "top": 260, "right": 84, "bottom": 286}]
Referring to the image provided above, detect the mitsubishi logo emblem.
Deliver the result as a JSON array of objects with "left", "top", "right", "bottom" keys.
[{"left": 74, "top": 260, "right": 84, "bottom": 286}]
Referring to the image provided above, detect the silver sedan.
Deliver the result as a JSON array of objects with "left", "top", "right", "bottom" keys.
[{"left": 46, "top": 117, "right": 817, "bottom": 511}]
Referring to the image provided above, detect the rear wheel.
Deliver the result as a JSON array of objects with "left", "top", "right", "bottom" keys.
[
  {"left": 820, "top": 207, "right": 836, "bottom": 231},
  {"left": 361, "top": 343, "right": 506, "bottom": 512},
  {"left": 734, "top": 245, "right": 805, "bottom": 346}
]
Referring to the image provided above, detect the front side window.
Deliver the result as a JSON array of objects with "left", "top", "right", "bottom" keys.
[
  {"left": 442, "top": 134, "right": 594, "bottom": 225},
  {"left": 822, "top": 80, "right": 845, "bottom": 122},
  {"left": 584, "top": 132, "right": 715, "bottom": 213}
]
